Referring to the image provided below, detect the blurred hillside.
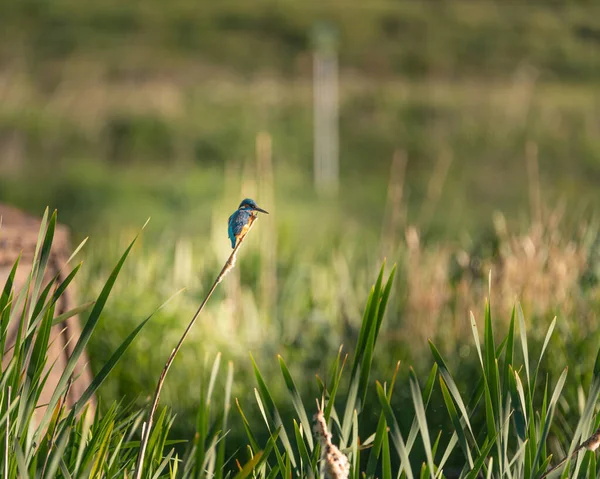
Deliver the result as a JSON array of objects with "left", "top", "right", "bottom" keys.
[
  {"left": 2, "top": 1, "right": 600, "bottom": 80},
  {"left": 0, "top": 1, "right": 599, "bottom": 242}
]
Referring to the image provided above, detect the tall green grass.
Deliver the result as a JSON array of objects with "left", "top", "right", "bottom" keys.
[{"left": 1, "top": 210, "right": 599, "bottom": 477}]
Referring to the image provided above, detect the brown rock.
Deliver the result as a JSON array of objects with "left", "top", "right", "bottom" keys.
[{"left": 0, "top": 204, "right": 95, "bottom": 417}]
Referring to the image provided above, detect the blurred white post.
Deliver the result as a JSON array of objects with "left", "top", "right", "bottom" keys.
[
  {"left": 256, "top": 131, "right": 277, "bottom": 320},
  {"left": 313, "top": 23, "right": 339, "bottom": 196}
]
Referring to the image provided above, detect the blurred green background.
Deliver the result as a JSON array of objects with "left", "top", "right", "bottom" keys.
[{"left": 1, "top": 0, "right": 600, "bottom": 462}]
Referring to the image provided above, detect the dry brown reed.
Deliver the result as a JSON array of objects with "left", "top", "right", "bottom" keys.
[
  {"left": 391, "top": 208, "right": 596, "bottom": 352},
  {"left": 313, "top": 408, "right": 350, "bottom": 479}
]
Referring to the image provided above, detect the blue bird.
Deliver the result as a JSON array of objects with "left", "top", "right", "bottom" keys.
[{"left": 228, "top": 198, "right": 269, "bottom": 248}]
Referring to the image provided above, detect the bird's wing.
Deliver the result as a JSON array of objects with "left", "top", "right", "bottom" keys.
[
  {"left": 228, "top": 213, "right": 236, "bottom": 246},
  {"left": 230, "top": 212, "right": 249, "bottom": 235}
]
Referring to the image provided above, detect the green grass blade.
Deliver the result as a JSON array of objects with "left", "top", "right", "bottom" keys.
[
  {"left": 66, "top": 236, "right": 89, "bottom": 264},
  {"left": 382, "top": 422, "right": 392, "bottom": 479},
  {"left": 532, "top": 317, "right": 556, "bottom": 390},
  {"left": 151, "top": 448, "right": 175, "bottom": 479},
  {"left": 235, "top": 399, "right": 261, "bottom": 453},
  {"left": 439, "top": 376, "right": 473, "bottom": 468},
  {"left": 470, "top": 311, "right": 484, "bottom": 369},
  {"left": 376, "top": 382, "right": 414, "bottom": 479},
  {"left": 250, "top": 354, "right": 296, "bottom": 468},
  {"left": 252, "top": 428, "right": 281, "bottom": 474},
  {"left": 503, "top": 307, "right": 516, "bottom": 391},
  {"left": 517, "top": 303, "right": 531, "bottom": 388},
  {"left": 352, "top": 286, "right": 376, "bottom": 377},
  {"left": 374, "top": 263, "right": 396, "bottom": 339},
  {"left": 366, "top": 361, "right": 401, "bottom": 476},
  {"left": 465, "top": 434, "right": 498, "bottom": 479},
  {"left": 0, "top": 254, "right": 20, "bottom": 354},
  {"left": 484, "top": 299, "right": 500, "bottom": 421},
  {"left": 436, "top": 433, "right": 458, "bottom": 478},
  {"left": 52, "top": 301, "right": 96, "bottom": 326},
  {"left": 410, "top": 368, "right": 435, "bottom": 478},
  {"left": 293, "top": 420, "right": 313, "bottom": 476},
  {"left": 73, "top": 309, "right": 153, "bottom": 416},
  {"left": 351, "top": 263, "right": 384, "bottom": 376},
  {"left": 279, "top": 355, "right": 313, "bottom": 450},
  {"left": 43, "top": 423, "right": 72, "bottom": 479},
  {"left": 429, "top": 340, "right": 475, "bottom": 440},
  {"left": 26, "top": 305, "right": 53, "bottom": 383},
  {"left": 566, "top": 347, "right": 600, "bottom": 459},
  {"left": 232, "top": 452, "right": 263, "bottom": 479},
  {"left": 324, "top": 349, "right": 347, "bottom": 422},
  {"left": 352, "top": 409, "right": 360, "bottom": 477},
  {"left": 207, "top": 353, "right": 222, "bottom": 407},
  {"left": 532, "top": 367, "right": 568, "bottom": 474},
  {"left": 30, "top": 210, "right": 56, "bottom": 314},
  {"left": 36, "top": 233, "right": 139, "bottom": 437},
  {"left": 216, "top": 361, "right": 234, "bottom": 479}
]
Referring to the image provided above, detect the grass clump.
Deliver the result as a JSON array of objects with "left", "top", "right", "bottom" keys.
[{"left": 2, "top": 209, "right": 600, "bottom": 478}]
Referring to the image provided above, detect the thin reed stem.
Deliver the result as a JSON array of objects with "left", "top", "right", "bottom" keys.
[
  {"left": 134, "top": 222, "right": 256, "bottom": 479},
  {"left": 4, "top": 386, "right": 10, "bottom": 479},
  {"left": 41, "top": 376, "right": 73, "bottom": 478},
  {"left": 540, "top": 426, "right": 600, "bottom": 478}
]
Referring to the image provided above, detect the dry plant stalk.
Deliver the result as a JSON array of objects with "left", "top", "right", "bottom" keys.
[
  {"left": 380, "top": 149, "right": 407, "bottom": 256},
  {"left": 540, "top": 426, "right": 600, "bottom": 478},
  {"left": 313, "top": 408, "right": 350, "bottom": 479},
  {"left": 134, "top": 221, "right": 257, "bottom": 479}
]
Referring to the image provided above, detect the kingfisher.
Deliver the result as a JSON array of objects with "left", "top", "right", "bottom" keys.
[{"left": 228, "top": 198, "right": 269, "bottom": 248}]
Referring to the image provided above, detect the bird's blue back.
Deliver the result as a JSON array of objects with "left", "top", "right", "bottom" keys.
[{"left": 228, "top": 209, "right": 253, "bottom": 248}]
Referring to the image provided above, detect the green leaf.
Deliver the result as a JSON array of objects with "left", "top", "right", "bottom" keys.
[
  {"left": 0, "top": 253, "right": 20, "bottom": 354},
  {"left": 252, "top": 428, "right": 281, "bottom": 474},
  {"left": 216, "top": 361, "right": 234, "bottom": 479},
  {"left": 532, "top": 317, "right": 556, "bottom": 391},
  {"left": 151, "top": 448, "right": 176, "bottom": 479},
  {"left": 464, "top": 434, "right": 498, "bottom": 479},
  {"left": 36, "top": 233, "right": 139, "bottom": 438},
  {"left": 52, "top": 302, "right": 96, "bottom": 326},
  {"left": 365, "top": 361, "right": 401, "bottom": 476},
  {"left": 503, "top": 307, "right": 515, "bottom": 391},
  {"left": 73, "top": 289, "right": 181, "bottom": 418},
  {"left": 235, "top": 399, "right": 261, "bottom": 453},
  {"left": 279, "top": 355, "right": 313, "bottom": 450},
  {"left": 232, "top": 452, "right": 263, "bottom": 479},
  {"left": 324, "top": 348, "right": 347, "bottom": 422},
  {"left": 30, "top": 210, "right": 56, "bottom": 318},
  {"left": 439, "top": 376, "right": 473, "bottom": 468},
  {"left": 484, "top": 299, "right": 500, "bottom": 422},
  {"left": 43, "top": 423, "right": 72, "bottom": 479},
  {"left": 469, "top": 311, "right": 484, "bottom": 369},
  {"left": 382, "top": 423, "right": 392, "bottom": 479},
  {"left": 532, "top": 368, "right": 568, "bottom": 473},
  {"left": 374, "top": 263, "right": 396, "bottom": 340},
  {"left": 250, "top": 354, "right": 296, "bottom": 467},
  {"left": 429, "top": 340, "right": 475, "bottom": 440},
  {"left": 66, "top": 236, "right": 89, "bottom": 264},
  {"left": 27, "top": 303, "right": 54, "bottom": 382},
  {"left": 517, "top": 304, "right": 531, "bottom": 388},
  {"left": 376, "top": 381, "right": 414, "bottom": 479},
  {"left": 410, "top": 368, "right": 435, "bottom": 478},
  {"left": 293, "top": 420, "right": 313, "bottom": 476}
]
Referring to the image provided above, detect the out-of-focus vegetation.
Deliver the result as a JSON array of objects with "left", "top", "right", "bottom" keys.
[
  {"left": 0, "top": 1, "right": 599, "bottom": 240},
  {"left": 1, "top": 79, "right": 600, "bottom": 239},
  {"left": 3, "top": 217, "right": 600, "bottom": 477},
  {"left": 1, "top": 0, "right": 600, "bottom": 79}
]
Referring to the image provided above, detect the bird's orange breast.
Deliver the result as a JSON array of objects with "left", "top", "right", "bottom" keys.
[{"left": 234, "top": 215, "right": 256, "bottom": 243}]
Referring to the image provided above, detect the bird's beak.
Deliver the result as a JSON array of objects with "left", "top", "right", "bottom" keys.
[{"left": 253, "top": 206, "right": 269, "bottom": 214}]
